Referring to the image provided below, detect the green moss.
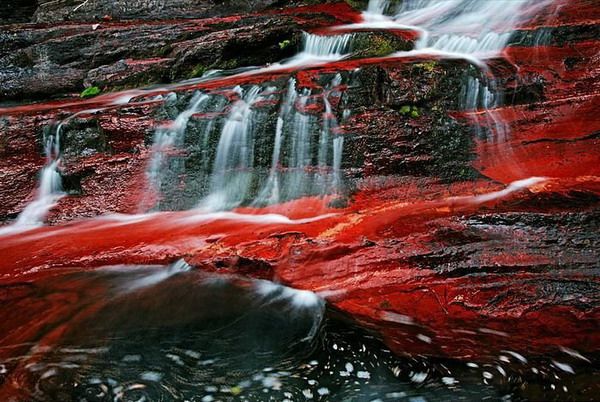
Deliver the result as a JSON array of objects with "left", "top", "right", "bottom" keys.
[
  {"left": 371, "top": 37, "right": 395, "bottom": 56},
  {"left": 80, "top": 86, "right": 101, "bottom": 98},
  {"left": 415, "top": 61, "right": 438, "bottom": 72},
  {"left": 217, "top": 59, "right": 239, "bottom": 70},
  {"left": 278, "top": 39, "right": 292, "bottom": 50},
  {"left": 399, "top": 105, "right": 420, "bottom": 118},
  {"left": 355, "top": 35, "right": 396, "bottom": 57},
  {"left": 351, "top": 31, "right": 412, "bottom": 59},
  {"left": 189, "top": 64, "right": 207, "bottom": 78}
]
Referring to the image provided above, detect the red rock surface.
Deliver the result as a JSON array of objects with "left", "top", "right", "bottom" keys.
[{"left": 0, "top": 1, "right": 599, "bottom": 393}]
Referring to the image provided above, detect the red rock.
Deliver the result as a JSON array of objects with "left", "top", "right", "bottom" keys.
[{"left": 0, "top": 0, "right": 598, "bottom": 388}]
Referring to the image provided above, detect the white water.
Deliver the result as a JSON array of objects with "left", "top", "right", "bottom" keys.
[
  {"left": 356, "top": 0, "right": 550, "bottom": 168},
  {"left": 255, "top": 79, "right": 298, "bottom": 205},
  {"left": 332, "top": 136, "right": 344, "bottom": 191},
  {"left": 255, "top": 280, "right": 325, "bottom": 340},
  {"left": 122, "top": 259, "right": 192, "bottom": 292},
  {"left": 4, "top": 93, "right": 141, "bottom": 232},
  {"left": 254, "top": 76, "right": 345, "bottom": 206},
  {"left": 265, "top": 32, "right": 355, "bottom": 70},
  {"left": 361, "top": 0, "right": 551, "bottom": 57},
  {"left": 146, "top": 91, "right": 210, "bottom": 208},
  {"left": 200, "top": 86, "right": 267, "bottom": 210},
  {"left": 11, "top": 121, "right": 66, "bottom": 230},
  {"left": 300, "top": 32, "right": 354, "bottom": 59}
]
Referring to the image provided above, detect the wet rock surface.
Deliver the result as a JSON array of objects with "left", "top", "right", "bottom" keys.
[
  {"left": 0, "top": 3, "right": 359, "bottom": 101},
  {"left": 0, "top": 1, "right": 599, "bottom": 398},
  {"left": 33, "top": 0, "right": 335, "bottom": 23}
]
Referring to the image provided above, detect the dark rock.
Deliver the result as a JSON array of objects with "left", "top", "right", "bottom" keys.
[
  {"left": 0, "top": 5, "right": 359, "bottom": 101},
  {"left": 33, "top": 0, "right": 334, "bottom": 23},
  {"left": 0, "top": 0, "right": 38, "bottom": 25}
]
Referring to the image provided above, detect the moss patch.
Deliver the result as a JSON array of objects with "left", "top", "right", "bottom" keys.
[
  {"left": 80, "top": 86, "right": 101, "bottom": 98},
  {"left": 217, "top": 59, "right": 239, "bottom": 70},
  {"left": 189, "top": 64, "right": 207, "bottom": 78},
  {"left": 399, "top": 105, "right": 420, "bottom": 118},
  {"left": 278, "top": 39, "right": 292, "bottom": 50},
  {"left": 415, "top": 61, "right": 438, "bottom": 73},
  {"left": 351, "top": 32, "right": 412, "bottom": 58}
]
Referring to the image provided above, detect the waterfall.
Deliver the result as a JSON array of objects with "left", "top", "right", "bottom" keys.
[
  {"left": 356, "top": 0, "right": 551, "bottom": 180},
  {"left": 366, "top": 0, "right": 390, "bottom": 15},
  {"left": 135, "top": 73, "right": 348, "bottom": 212},
  {"left": 302, "top": 32, "right": 354, "bottom": 58},
  {"left": 332, "top": 136, "right": 344, "bottom": 191},
  {"left": 287, "top": 32, "right": 355, "bottom": 65},
  {"left": 14, "top": 122, "right": 65, "bottom": 227},
  {"left": 363, "top": 0, "right": 551, "bottom": 56},
  {"left": 200, "top": 86, "right": 266, "bottom": 210},
  {"left": 145, "top": 91, "right": 210, "bottom": 209},
  {"left": 254, "top": 79, "right": 298, "bottom": 205}
]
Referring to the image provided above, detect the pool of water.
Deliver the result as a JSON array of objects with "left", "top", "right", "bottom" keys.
[{"left": 0, "top": 264, "right": 596, "bottom": 401}]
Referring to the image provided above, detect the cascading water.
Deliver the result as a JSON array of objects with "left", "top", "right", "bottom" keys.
[
  {"left": 6, "top": 0, "right": 552, "bottom": 222},
  {"left": 144, "top": 73, "right": 347, "bottom": 212},
  {"left": 200, "top": 86, "right": 267, "bottom": 210},
  {"left": 254, "top": 79, "right": 298, "bottom": 206},
  {"left": 11, "top": 124, "right": 64, "bottom": 229},
  {"left": 363, "top": 0, "right": 552, "bottom": 58},
  {"left": 275, "top": 31, "right": 355, "bottom": 68},
  {"left": 359, "top": 0, "right": 550, "bottom": 174},
  {"left": 145, "top": 91, "right": 210, "bottom": 209},
  {"left": 299, "top": 32, "right": 354, "bottom": 59}
]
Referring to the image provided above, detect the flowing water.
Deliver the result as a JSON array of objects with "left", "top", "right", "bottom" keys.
[
  {"left": 1, "top": 264, "right": 596, "bottom": 401},
  {"left": 1, "top": 0, "right": 597, "bottom": 400},
  {"left": 143, "top": 75, "right": 347, "bottom": 212},
  {"left": 11, "top": 124, "right": 64, "bottom": 229}
]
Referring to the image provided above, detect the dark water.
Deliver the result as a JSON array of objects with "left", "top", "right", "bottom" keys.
[{"left": 0, "top": 264, "right": 597, "bottom": 401}]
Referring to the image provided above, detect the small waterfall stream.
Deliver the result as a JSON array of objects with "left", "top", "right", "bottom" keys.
[
  {"left": 145, "top": 91, "right": 211, "bottom": 210},
  {"left": 11, "top": 116, "right": 74, "bottom": 229},
  {"left": 145, "top": 73, "right": 347, "bottom": 212},
  {"left": 299, "top": 32, "right": 355, "bottom": 59},
  {"left": 359, "top": 0, "right": 549, "bottom": 171},
  {"left": 200, "top": 85, "right": 267, "bottom": 210},
  {"left": 14, "top": 125, "right": 63, "bottom": 227}
]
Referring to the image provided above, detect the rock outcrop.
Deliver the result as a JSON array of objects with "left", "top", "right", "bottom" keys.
[
  {"left": 0, "top": 3, "right": 361, "bottom": 101},
  {"left": 0, "top": 0, "right": 598, "bottom": 386}
]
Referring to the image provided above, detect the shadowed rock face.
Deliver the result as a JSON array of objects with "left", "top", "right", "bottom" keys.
[
  {"left": 33, "top": 0, "right": 335, "bottom": 23},
  {"left": 0, "top": 0, "right": 38, "bottom": 24}
]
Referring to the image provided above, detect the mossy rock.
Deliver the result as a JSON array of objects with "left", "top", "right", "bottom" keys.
[
  {"left": 80, "top": 86, "right": 101, "bottom": 98},
  {"left": 344, "top": 0, "right": 369, "bottom": 11},
  {"left": 278, "top": 39, "right": 292, "bottom": 50},
  {"left": 351, "top": 31, "right": 413, "bottom": 58},
  {"left": 414, "top": 61, "right": 438, "bottom": 73},
  {"left": 399, "top": 105, "right": 420, "bottom": 118},
  {"left": 189, "top": 64, "right": 207, "bottom": 78}
]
